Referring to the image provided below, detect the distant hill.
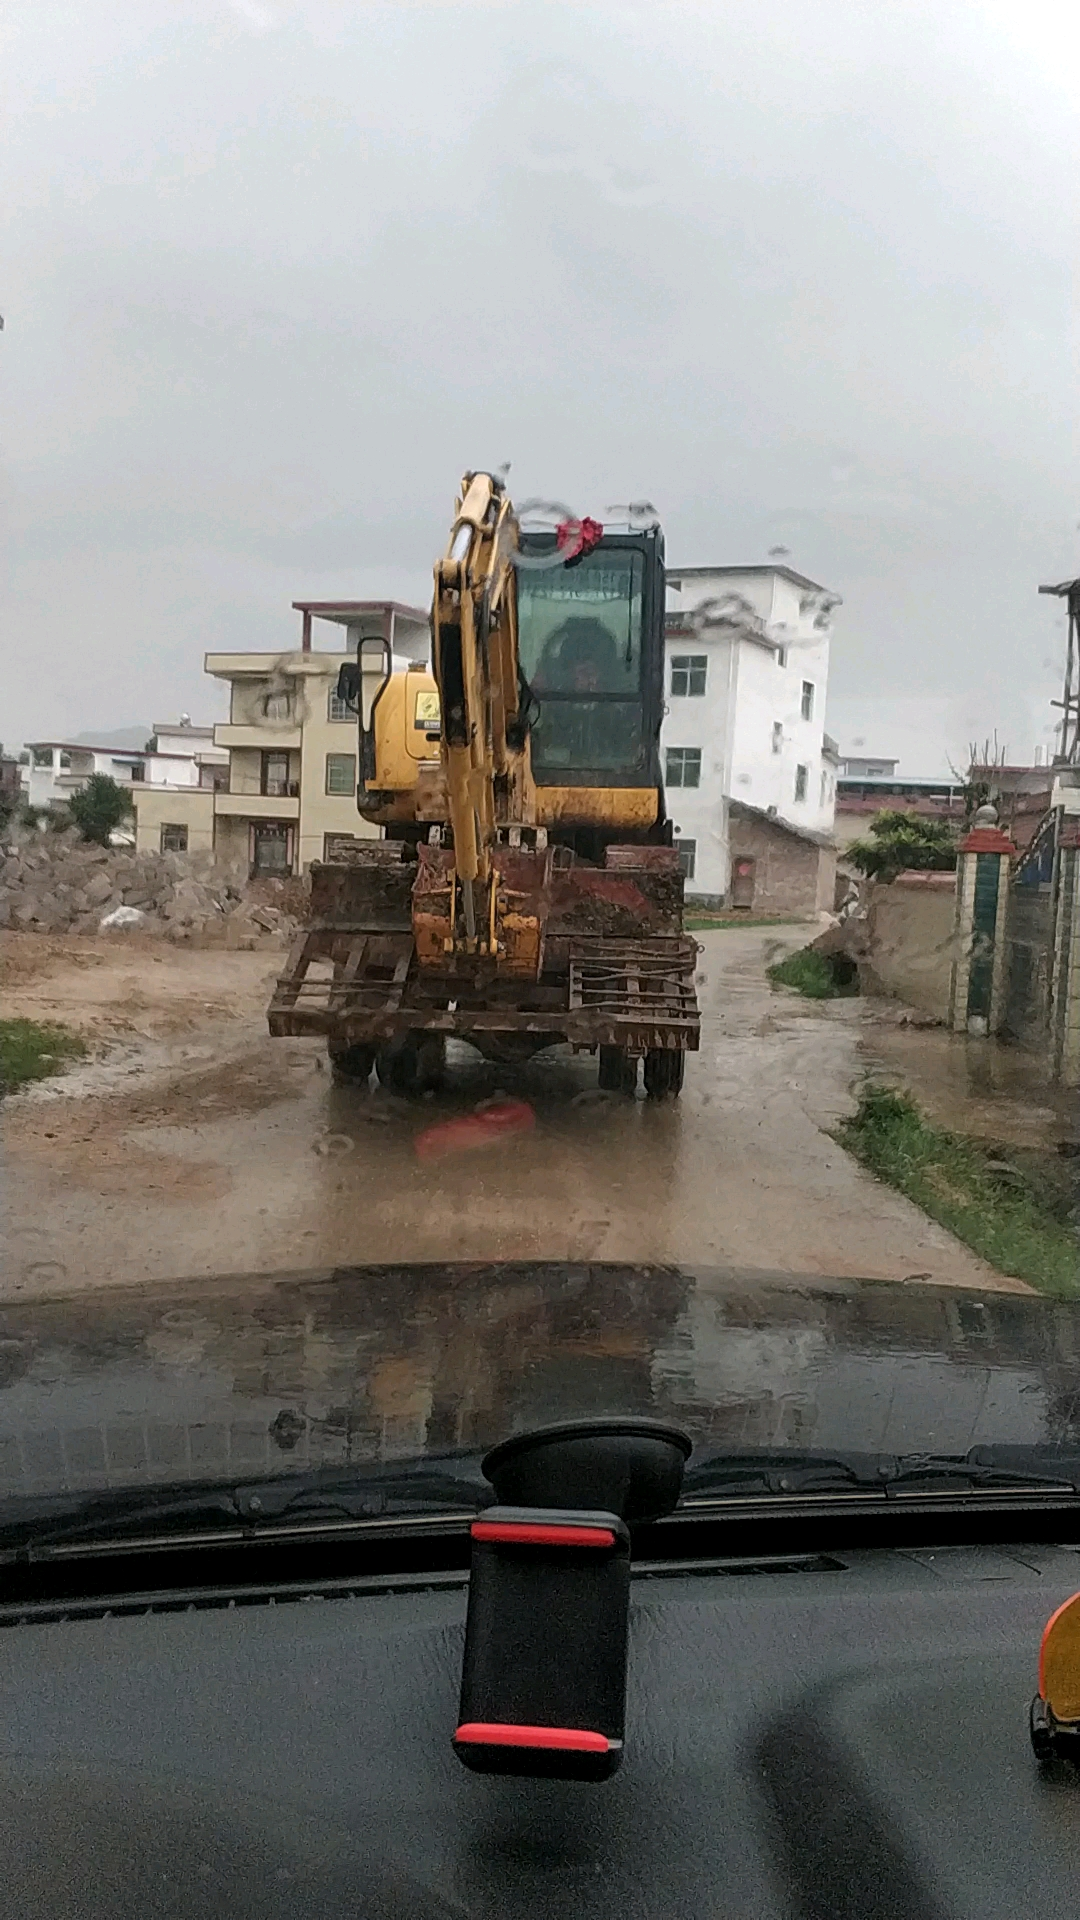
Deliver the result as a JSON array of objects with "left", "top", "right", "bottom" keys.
[{"left": 70, "top": 727, "right": 151, "bottom": 750}]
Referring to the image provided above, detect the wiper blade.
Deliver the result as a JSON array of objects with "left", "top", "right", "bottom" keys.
[
  {"left": 680, "top": 1447, "right": 1080, "bottom": 1505},
  {"left": 887, "top": 1451, "right": 1078, "bottom": 1495},
  {"left": 0, "top": 1455, "right": 491, "bottom": 1558},
  {"left": 680, "top": 1450, "right": 892, "bottom": 1501}
]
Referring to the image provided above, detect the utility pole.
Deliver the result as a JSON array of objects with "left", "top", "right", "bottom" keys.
[{"left": 1038, "top": 577, "right": 1080, "bottom": 765}]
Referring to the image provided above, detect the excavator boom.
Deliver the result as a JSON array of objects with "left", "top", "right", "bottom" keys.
[{"left": 430, "top": 472, "right": 523, "bottom": 941}]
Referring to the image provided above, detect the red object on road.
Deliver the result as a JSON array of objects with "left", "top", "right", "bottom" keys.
[{"left": 414, "top": 1099, "right": 535, "bottom": 1162}]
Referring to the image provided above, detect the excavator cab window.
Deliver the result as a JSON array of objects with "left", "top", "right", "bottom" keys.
[{"left": 518, "top": 545, "right": 651, "bottom": 780}]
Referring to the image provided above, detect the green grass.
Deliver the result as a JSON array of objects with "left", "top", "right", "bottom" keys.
[
  {"left": 0, "top": 1019, "right": 87, "bottom": 1093},
  {"left": 766, "top": 946, "right": 859, "bottom": 999},
  {"left": 685, "top": 913, "right": 806, "bottom": 932},
  {"left": 837, "top": 1084, "right": 1080, "bottom": 1297}
]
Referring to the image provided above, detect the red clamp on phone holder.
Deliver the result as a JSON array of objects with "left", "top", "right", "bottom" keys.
[{"left": 453, "top": 1418, "right": 691, "bottom": 1781}]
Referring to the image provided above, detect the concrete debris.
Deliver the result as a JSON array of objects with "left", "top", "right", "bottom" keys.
[
  {"left": 0, "top": 826, "right": 304, "bottom": 948},
  {"left": 99, "top": 905, "right": 147, "bottom": 930}
]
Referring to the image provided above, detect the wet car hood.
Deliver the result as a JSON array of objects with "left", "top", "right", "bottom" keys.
[{"left": 0, "top": 1263, "right": 1075, "bottom": 1503}]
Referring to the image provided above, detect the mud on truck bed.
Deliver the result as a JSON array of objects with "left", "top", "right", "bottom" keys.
[{"left": 267, "top": 842, "right": 701, "bottom": 1098}]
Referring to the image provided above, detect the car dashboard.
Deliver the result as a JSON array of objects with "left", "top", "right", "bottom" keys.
[{"left": 3, "top": 1531, "right": 1080, "bottom": 1918}]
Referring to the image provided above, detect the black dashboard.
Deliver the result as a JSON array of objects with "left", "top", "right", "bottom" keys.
[{"left": 3, "top": 1537, "right": 1080, "bottom": 1918}]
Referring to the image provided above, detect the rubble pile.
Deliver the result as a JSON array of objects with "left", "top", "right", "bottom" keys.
[{"left": 0, "top": 830, "right": 302, "bottom": 947}]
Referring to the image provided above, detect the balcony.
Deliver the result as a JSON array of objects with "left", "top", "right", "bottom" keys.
[
  {"left": 213, "top": 723, "right": 302, "bottom": 752},
  {"left": 215, "top": 792, "right": 300, "bottom": 820}
]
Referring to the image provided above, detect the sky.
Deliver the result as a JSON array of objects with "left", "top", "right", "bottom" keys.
[{"left": 2, "top": 0, "right": 1078, "bottom": 770}]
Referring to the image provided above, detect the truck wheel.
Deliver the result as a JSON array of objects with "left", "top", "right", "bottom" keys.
[
  {"left": 644, "top": 1048, "right": 685, "bottom": 1099},
  {"left": 598, "top": 1046, "right": 637, "bottom": 1095},
  {"left": 327, "top": 1041, "right": 376, "bottom": 1084},
  {"left": 376, "top": 1035, "right": 446, "bottom": 1095}
]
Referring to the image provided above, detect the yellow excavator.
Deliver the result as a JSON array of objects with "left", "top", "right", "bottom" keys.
[{"left": 268, "top": 473, "right": 700, "bottom": 1097}]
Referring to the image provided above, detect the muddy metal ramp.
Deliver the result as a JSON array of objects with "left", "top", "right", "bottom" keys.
[
  {"left": 268, "top": 847, "right": 700, "bottom": 1055},
  {"left": 268, "top": 928, "right": 699, "bottom": 1053}
]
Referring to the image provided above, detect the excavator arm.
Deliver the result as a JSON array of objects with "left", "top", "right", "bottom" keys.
[{"left": 430, "top": 471, "right": 531, "bottom": 946}]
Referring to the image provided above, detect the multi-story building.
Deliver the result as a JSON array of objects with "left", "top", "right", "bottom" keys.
[
  {"left": 129, "top": 575, "right": 839, "bottom": 916},
  {"left": 23, "top": 722, "right": 227, "bottom": 818},
  {"left": 660, "top": 564, "right": 840, "bottom": 907},
  {"left": 131, "top": 602, "right": 429, "bottom": 870}
]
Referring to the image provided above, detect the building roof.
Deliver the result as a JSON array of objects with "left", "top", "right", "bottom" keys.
[
  {"left": 25, "top": 740, "right": 202, "bottom": 763},
  {"left": 728, "top": 798, "right": 835, "bottom": 850},
  {"left": 837, "top": 772, "right": 963, "bottom": 789},
  {"left": 25, "top": 740, "right": 147, "bottom": 757},
  {"left": 292, "top": 599, "right": 429, "bottom": 629},
  {"left": 152, "top": 722, "right": 215, "bottom": 738},
  {"left": 667, "top": 563, "right": 840, "bottom": 600}
]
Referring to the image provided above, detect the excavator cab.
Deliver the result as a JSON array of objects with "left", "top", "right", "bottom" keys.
[{"left": 517, "top": 525, "right": 666, "bottom": 802}]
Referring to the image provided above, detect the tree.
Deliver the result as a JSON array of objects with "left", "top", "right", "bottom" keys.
[
  {"left": 67, "top": 773, "right": 133, "bottom": 847},
  {"left": 846, "top": 810, "right": 958, "bottom": 883}
]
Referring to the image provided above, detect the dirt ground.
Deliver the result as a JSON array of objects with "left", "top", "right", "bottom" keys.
[{"left": 1, "top": 925, "right": 1022, "bottom": 1300}]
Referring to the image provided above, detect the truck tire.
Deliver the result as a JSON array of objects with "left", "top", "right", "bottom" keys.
[
  {"left": 327, "top": 1040, "right": 376, "bottom": 1084},
  {"left": 376, "top": 1034, "right": 446, "bottom": 1095},
  {"left": 598, "top": 1046, "right": 637, "bottom": 1095},
  {"left": 644, "top": 1048, "right": 685, "bottom": 1099}
]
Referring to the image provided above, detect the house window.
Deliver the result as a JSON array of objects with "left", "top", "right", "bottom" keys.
[
  {"left": 665, "top": 746, "right": 702, "bottom": 789},
  {"left": 776, "top": 647, "right": 788, "bottom": 668},
  {"left": 199, "top": 765, "right": 229, "bottom": 790},
  {"left": 251, "top": 823, "right": 292, "bottom": 875},
  {"left": 801, "top": 680, "right": 815, "bottom": 721},
  {"left": 674, "top": 838, "right": 696, "bottom": 881},
  {"left": 794, "top": 763, "right": 809, "bottom": 803},
  {"left": 160, "top": 823, "right": 189, "bottom": 853},
  {"left": 325, "top": 753, "right": 357, "bottom": 796},
  {"left": 261, "top": 690, "right": 291, "bottom": 724},
  {"left": 59, "top": 751, "right": 72, "bottom": 770},
  {"left": 130, "top": 762, "right": 145, "bottom": 782},
  {"left": 328, "top": 689, "right": 354, "bottom": 722},
  {"left": 31, "top": 747, "right": 53, "bottom": 769},
  {"left": 820, "top": 770, "right": 828, "bottom": 806},
  {"left": 771, "top": 721, "right": 783, "bottom": 755},
  {"left": 670, "top": 654, "right": 707, "bottom": 698},
  {"left": 261, "top": 751, "right": 292, "bottom": 797}
]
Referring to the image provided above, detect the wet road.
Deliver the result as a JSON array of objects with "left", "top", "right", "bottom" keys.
[
  {"left": 0, "top": 1264, "right": 1071, "bottom": 1502},
  {"left": 3, "top": 926, "right": 1008, "bottom": 1298}
]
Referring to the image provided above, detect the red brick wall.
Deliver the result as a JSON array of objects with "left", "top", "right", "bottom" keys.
[{"left": 726, "top": 813, "right": 834, "bottom": 917}]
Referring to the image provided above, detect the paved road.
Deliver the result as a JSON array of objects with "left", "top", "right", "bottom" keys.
[{"left": 3, "top": 925, "right": 1010, "bottom": 1298}]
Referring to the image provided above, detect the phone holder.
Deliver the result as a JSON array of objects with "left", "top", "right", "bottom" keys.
[{"left": 453, "top": 1417, "right": 691, "bottom": 1781}]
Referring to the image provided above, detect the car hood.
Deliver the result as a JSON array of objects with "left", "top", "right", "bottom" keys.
[{"left": 0, "top": 1263, "right": 1076, "bottom": 1503}]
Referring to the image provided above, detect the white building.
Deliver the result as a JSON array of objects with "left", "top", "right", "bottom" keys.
[
  {"left": 660, "top": 564, "right": 840, "bottom": 904},
  {"left": 23, "top": 720, "right": 226, "bottom": 815}
]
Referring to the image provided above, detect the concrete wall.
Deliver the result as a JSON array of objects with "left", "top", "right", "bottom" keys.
[
  {"left": 861, "top": 871, "right": 957, "bottom": 1021},
  {"left": 660, "top": 631, "right": 733, "bottom": 899},
  {"left": 294, "top": 670, "right": 379, "bottom": 869},
  {"left": 132, "top": 787, "right": 216, "bottom": 855},
  {"left": 729, "top": 623, "right": 834, "bottom": 837}
]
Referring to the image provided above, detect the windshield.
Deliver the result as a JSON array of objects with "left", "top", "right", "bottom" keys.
[
  {"left": 2, "top": 5, "right": 1078, "bottom": 1531},
  {"left": 518, "top": 549, "right": 646, "bottom": 775}
]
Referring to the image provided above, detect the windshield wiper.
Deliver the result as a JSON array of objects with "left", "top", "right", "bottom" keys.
[
  {"left": 0, "top": 1455, "right": 491, "bottom": 1560},
  {"left": 679, "top": 1446, "right": 1080, "bottom": 1506}
]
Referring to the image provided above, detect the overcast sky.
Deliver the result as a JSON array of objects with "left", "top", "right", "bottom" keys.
[{"left": 3, "top": 0, "right": 1078, "bottom": 768}]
